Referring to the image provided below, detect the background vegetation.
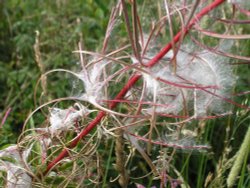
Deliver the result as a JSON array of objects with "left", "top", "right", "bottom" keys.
[{"left": 0, "top": 0, "right": 111, "bottom": 144}]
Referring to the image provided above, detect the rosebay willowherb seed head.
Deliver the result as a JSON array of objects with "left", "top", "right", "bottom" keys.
[
  {"left": 0, "top": 145, "right": 32, "bottom": 188},
  {"left": 142, "top": 45, "right": 236, "bottom": 117},
  {"left": 76, "top": 57, "right": 109, "bottom": 104},
  {"left": 228, "top": 0, "right": 250, "bottom": 8},
  {"left": 48, "top": 104, "right": 92, "bottom": 137}
]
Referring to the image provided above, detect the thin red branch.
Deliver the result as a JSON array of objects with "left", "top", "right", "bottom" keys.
[
  {"left": 1, "top": 108, "right": 11, "bottom": 128},
  {"left": 45, "top": 0, "right": 226, "bottom": 174},
  {"left": 45, "top": 111, "right": 106, "bottom": 173}
]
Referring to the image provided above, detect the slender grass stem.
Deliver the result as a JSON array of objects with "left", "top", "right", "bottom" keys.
[
  {"left": 102, "top": 139, "right": 115, "bottom": 188},
  {"left": 227, "top": 125, "right": 250, "bottom": 187}
]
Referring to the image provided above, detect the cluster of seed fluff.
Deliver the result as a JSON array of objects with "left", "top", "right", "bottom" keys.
[
  {"left": 76, "top": 58, "right": 108, "bottom": 104},
  {"left": 142, "top": 45, "right": 236, "bottom": 117},
  {"left": 0, "top": 145, "right": 32, "bottom": 188},
  {"left": 228, "top": 0, "right": 250, "bottom": 8}
]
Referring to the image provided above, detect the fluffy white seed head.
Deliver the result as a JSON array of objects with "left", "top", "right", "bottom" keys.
[
  {"left": 142, "top": 45, "right": 236, "bottom": 117},
  {"left": 228, "top": 0, "right": 250, "bottom": 8},
  {"left": 49, "top": 104, "right": 91, "bottom": 137},
  {"left": 0, "top": 145, "right": 32, "bottom": 188},
  {"left": 76, "top": 58, "right": 108, "bottom": 103},
  {"left": 0, "top": 145, "right": 21, "bottom": 162}
]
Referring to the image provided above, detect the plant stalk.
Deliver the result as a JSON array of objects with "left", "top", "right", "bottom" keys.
[
  {"left": 45, "top": 0, "right": 226, "bottom": 174},
  {"left": 227, "top": 125, "right": 250, "bottom": 187}
]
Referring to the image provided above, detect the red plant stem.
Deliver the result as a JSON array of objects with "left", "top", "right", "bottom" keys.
[
  {"left": 46, "top": 111, "right": 106, "bottom": 172},
  {"left": 0, "top": 108, "right": 11, "bottom": 128},
  {"left": 45, "top": 0, "right": 226, "bottom": 174},
  {"left": 146, "top": 0, "right": 226, "bottom": 68}
]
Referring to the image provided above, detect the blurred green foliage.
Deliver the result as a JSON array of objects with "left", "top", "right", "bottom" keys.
[{"left": 0, "top": 0, "right": 112, "bottom": 144}]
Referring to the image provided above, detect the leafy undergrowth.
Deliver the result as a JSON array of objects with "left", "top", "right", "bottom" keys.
[{"left": 0, "top": 0, "right": 249, "bottom": 188}]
